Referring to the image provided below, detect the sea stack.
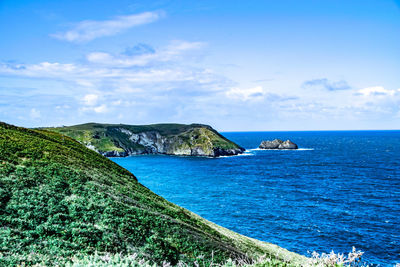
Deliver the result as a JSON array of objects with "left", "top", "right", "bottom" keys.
[{"left": 259, "top": 139, "right": 298, "bottom": 149}]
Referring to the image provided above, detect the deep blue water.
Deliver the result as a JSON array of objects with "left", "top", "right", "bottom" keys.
[{"left": 111, "top": 131, "right": 400, "bottom": 266}]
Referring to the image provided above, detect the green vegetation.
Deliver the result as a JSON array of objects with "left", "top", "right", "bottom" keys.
[
  {"left": 45, "top": 124, "right": 124, "bottom": 153},
  {"left": 43, "top": 122, "right": 243, "bottom": 157},
  {"left": 63, "top": 252, "right": 299, "bottom": 266},
  {"left": 0, "top": 122, "right": 306, "bottom": 266}
]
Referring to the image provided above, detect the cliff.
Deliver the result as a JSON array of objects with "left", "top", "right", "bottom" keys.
[
  {"left": 0, "top": 121, "right": 307, "bottom": 265},
  {"left": 44, "top": 123, "right": 245, "bottom": 157}
]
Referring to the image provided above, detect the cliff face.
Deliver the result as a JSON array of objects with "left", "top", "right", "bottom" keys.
[{"left": 45, "top": 123, "right": 245, "bottom": 157}]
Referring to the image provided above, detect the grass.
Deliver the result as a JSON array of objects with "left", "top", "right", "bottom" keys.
[{"left": 0, "top": 121, "right": 306, "bottom": 266}]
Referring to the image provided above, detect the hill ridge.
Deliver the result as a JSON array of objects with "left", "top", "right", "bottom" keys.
[{"left": 0, "top": 121, "right": 307, "bottom": 266}]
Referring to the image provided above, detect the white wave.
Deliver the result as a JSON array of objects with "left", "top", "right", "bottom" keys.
[
  {"left": 218, "top": 152, "right": 254, "bottom": 158},
  {"left": 248, "top": 148, "right": 314, "bottom": 151},
  {"left": 247, "top": 148, "right": 263, "bottom": 151}
]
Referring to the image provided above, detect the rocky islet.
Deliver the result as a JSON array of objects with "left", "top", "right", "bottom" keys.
[{"left": 259, "top": 139, "right": 298, "bottom": 149}]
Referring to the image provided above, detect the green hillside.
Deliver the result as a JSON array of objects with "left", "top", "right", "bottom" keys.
[
  {"left": 0, "top": 122, "right": 306, "bottom": 266},
  {"left": 43, "top": 123, "right": 245, "bottom": 157}
]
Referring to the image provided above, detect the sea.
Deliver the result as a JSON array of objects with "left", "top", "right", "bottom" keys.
[{"left": 111, "top": 131, "right": 400, "bottom": 266}]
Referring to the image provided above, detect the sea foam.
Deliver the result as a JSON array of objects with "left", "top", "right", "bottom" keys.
[{"left": 248, "top": 147, "right": 314, "bottom": 151}]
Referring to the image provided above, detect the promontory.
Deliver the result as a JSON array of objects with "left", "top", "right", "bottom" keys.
[{"left": 43, "top": 123, "right": 245, "bottom": 157}]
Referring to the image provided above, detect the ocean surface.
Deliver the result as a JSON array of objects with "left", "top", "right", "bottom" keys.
[{"left": 111, "top": 131, "right": 400, "bottom": 266}]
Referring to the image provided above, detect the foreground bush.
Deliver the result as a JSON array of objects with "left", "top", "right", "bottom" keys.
[
  {"left": 308, "top": 247, "right": 366, "bottom": 267},
  {"left": 0, "top": 247, "right": 372, "bottom": 267}
]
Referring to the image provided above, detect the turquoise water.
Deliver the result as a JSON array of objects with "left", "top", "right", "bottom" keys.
[{"left": 111, "top": 131, "right": 400, "bottom": 266}]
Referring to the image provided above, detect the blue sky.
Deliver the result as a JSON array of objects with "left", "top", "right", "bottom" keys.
[{"left": 0, "top": 0, "right": 399, "bottom": 130}]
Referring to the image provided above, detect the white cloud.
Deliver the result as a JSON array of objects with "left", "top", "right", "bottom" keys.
[
  {"left": 86, "top": 40, "right": 205, "bottom": 67},
  {"left": 357, "top": 86, "right": 397, "bottom": 97},
  {"left": 30, "top": 108, "right": 41, "bottom": 119},
  {"left": 0, "top": 61, "right": 178, "bottom": 83},
  {"left": 93, "top": 104, "right": 108, "bottom": 113},
  {"left": 0, "top": 62, "right": 79, "bottom": 78},
  {"left": 81, "top": 94, "right": 108, "bottom": 113},
  {"left": 80, "top": 103, "right": 108, "bottom": 114},
  {"left": 75, "top": 79, "right": 93, "bottom": 87},
  {"left": 111, "top": 100, "right": 122, "bottom": 106},
  {"left": 51, "top": 11, "right": 163, "bottom": 43},
  {"left": 0, "top": 41, "right": 207, "bottom": 86},
  {"left": 83, "top": 94, "right": 99, "bottom": 106},
  {"left": 55, "top": 104, "right": 71, "bottom": 110},
  {"left": 0, "top": 41, "right": 228, "bottom": 122},
  {"left": 226, "top": 86, "right": 266, "bottom": 101},
  {"left": 302, "top": 78, "right": 350, "bottom": 91},
  {"left": 2, "top": 35, "right": 399, "bottom": 130},
  {"left": 86, "top": 52, "right": 113, "bottom": 63}
]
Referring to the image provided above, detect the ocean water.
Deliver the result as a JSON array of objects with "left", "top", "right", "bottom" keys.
[{"left": 111, "top": 131, "right": 400, "bottom": 266}]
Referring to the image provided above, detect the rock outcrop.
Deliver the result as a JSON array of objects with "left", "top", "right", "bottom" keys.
[{"left": 259, "top": 139, "right": 298, "bottom": 149}]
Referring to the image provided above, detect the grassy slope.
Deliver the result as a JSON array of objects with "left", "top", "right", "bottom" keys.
[
  {"left": 44, "top": 123, "right": 242, "bottom": 154},
  {"left": 0, "top": 122, "right": 307, "bottom": 266}
]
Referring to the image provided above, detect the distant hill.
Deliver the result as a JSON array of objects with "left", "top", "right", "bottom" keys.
[
  {"left": 43, "top": 123, "right": 245, "bottom": 157},
  {"left": 0, "top": 122, "right": 306, "bottom": 266}
]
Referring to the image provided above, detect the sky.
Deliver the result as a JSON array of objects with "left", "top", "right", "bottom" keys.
[{"left": 0, "top": 0, "right": 399, "bottom": 131}]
